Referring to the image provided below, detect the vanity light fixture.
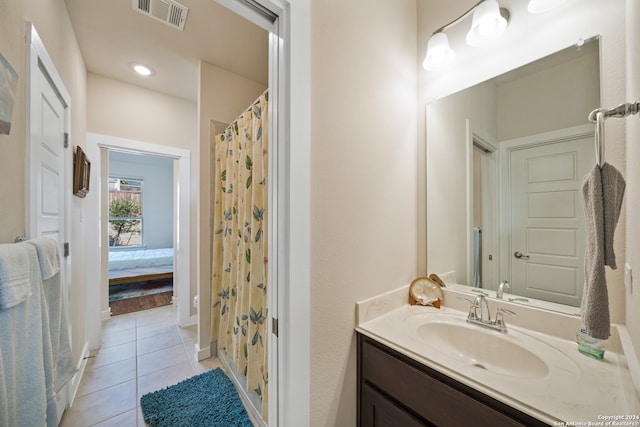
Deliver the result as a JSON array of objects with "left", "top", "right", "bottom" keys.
[
  {"left": 423, "top": 0, "right": 510, "bottom": 71},
  {"left": 131, "top": 63, "right": 154, "bottom": 77}
]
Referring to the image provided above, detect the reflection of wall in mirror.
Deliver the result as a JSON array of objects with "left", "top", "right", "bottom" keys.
[{"left": 496, "top": 42, "right": 600, "bottom": 141}]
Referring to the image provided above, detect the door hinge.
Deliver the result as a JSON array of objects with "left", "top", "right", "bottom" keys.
[
  {"left": 64, "top": 132, "right": 69, "bottom": 148},
  {"left": 63, "top": 242, "right": 70, "bottom": 257},
  {"left": 272, "top": 317, "right": 279, "bottom": 337}
]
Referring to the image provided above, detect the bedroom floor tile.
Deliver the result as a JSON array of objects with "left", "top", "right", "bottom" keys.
[{"left": 65, "top": 305, "right": 230, "bottom": 427}]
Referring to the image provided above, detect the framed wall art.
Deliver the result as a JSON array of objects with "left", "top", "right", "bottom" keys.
[{"left": 73, "top": 146, "right": 91, "bottom": 198}]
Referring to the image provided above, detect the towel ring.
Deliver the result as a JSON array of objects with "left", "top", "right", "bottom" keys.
[{"left": 589, "top": 108, "right": 607, "bottom": 167}]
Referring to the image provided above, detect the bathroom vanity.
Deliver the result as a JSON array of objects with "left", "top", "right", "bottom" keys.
[
  {"left": 358, "top": 333, "right": 546, "bottom": 426},
  {"left": 356, "top": 285, "right": 640, "bottom": 427}
]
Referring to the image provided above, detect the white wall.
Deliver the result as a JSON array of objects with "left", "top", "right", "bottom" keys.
[
  {"left": 109, "top": 151, "right": 174, "bottom": 249},
  {"left": 496, "top": 44, "right": 600, "bottom": 141},
  {"left": 0, "top": 0, "right": 88, "bottom": 364},
  {"left": 310, "top": 0, "right": 418, "bottom": 425},
  {"left": 419, "top": 0, "right": 627, "bottom": 323},
  {"left": 625, "top": 0, "right": 640, "bottom": 363}
]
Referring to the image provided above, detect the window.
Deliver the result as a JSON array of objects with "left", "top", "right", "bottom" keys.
[{"left": 108, "top": 177, "right": 143, "bottom": 247}]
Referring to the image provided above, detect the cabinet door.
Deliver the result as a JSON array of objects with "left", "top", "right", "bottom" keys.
[{"left": 361, "top": 383, "right": 430, "bottom": 427}]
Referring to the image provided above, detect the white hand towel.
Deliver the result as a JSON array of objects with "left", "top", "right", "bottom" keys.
[
  {"left": 26, "top": 238, "right": 77, "bottom": 403},
  {"left": 0, "top": 243, "right": 50, "bottom": 427},
  {"left": 0, "top": 242, "right": 36, "bottom": 309}
]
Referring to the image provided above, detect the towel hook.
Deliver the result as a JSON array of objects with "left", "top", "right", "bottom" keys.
[{"left": 14, "top": 236, "right": 27, "bottom": 243}]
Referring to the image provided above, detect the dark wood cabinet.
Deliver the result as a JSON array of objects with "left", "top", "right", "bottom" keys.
[{"left": 357, "top": 333, "right": 549, "bottom": 427}]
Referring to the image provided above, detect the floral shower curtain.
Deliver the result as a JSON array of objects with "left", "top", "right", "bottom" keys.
[{"left": 211, "top": 92, "right": 269, "bottom": 420}]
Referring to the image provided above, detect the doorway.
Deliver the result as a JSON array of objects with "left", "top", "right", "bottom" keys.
[
  {"left": 106, "top": 151, "right": 175, "bottom": 316},
  {"left": 86, "top": 133, "right": 192, "bottom": 334},
  {"left": 471, "top": 135, "right": 498, "bottom": 289}
]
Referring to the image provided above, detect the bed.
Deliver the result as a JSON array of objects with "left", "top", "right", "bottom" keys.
[{"left": 108, "top": 247, "right": 174, "bottom": 285}]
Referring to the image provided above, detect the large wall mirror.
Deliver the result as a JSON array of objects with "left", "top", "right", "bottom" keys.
[{"left": 426, "top": 37, "right": 600, "bottom": 311}]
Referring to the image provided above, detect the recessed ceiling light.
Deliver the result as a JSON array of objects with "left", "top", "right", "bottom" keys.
[{"left": 131, "top": 64, "right": 153, "bottom": 76}]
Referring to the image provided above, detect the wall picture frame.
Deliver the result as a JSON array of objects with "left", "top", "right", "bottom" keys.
[{"left": 73, "top": 146, "right": 91, "bottom": 198}]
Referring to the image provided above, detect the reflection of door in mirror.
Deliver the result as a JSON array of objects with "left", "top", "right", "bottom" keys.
[
  {"left": 472, "top": 138, "right": 497, "bottom": 289},
  {"left": 499, "top": 125, "right": 594, "bottom": 306}
]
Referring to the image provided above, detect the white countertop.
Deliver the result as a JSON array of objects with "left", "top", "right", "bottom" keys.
[{"left": 356, "top": 286, "right": 640, "bottom": 426}]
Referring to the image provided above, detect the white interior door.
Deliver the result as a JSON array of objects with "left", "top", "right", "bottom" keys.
[
  {"left": 506, "top": 130, "right": 594, "bottom": 306},
  {"left": 31, "top": 64, "right": 67, "bottom": 245}
]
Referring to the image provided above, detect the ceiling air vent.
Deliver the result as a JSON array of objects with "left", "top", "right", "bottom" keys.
[{"left": 133, "top": 0, "right": 189, "bottom": 31}]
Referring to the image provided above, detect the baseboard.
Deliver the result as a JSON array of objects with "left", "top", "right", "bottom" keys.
[
  {"left": 68, "top": 341, "right": 90, "bottom": 407},
  {"left": 101, "top": 307, "right": 111, "bottom": 320},
  {"left": 218, "top": 351, "right": 267, "bottom": 427},
  {"left": 195, "top": 342, "right": 211, "bottom": 361}
]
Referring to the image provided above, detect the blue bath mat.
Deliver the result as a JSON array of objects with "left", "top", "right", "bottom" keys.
[{"left": 140, "top": 368, "right": 253, "bottom": 427}]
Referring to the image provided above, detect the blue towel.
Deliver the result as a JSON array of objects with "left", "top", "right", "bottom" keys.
[
  {"left": 0, "top": 242, "right": 50, "bottom": 427},
  {"left": 27, "top": 238, "right": 77, "bottom": 425}
]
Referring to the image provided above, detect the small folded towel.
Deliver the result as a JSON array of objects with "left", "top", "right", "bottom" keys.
[
  {"left": 581, "top": 162, "right": 625, "bottom": 340},
  {"left": 0, "top": 242, "right": 38, "bottom": 309},
  {"left": 26, "top": 237, "right": 60, "bottom": 281}
]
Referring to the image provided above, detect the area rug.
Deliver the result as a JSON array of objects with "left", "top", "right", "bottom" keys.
[
  {"left": 140, "top": 368, "right": 253, "bottom": 427},
  {"left": 108, "top": 279, "right": 173, "bottom": 301}
]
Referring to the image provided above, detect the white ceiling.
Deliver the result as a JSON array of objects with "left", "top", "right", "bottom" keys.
[{"left": 64, "top": 0, "right": 269, "bottom": 103}]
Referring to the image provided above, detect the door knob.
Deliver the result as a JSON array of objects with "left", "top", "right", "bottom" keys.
[{"left": 514, "top": 251, "right": 530, "bottom": 260}]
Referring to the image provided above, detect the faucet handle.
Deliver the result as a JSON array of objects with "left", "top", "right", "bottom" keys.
[
  {"left": 457, "top": 296, "right": 475, "bottom": 305},
  {"left": 496, "top": 307, "right": 516, "bottom": 317},
  {"left": 494, "top": 307, "right": 516, "bottom": 332},
  {"left": 457, "top": 296, "right": 479, "bottom": 320}
]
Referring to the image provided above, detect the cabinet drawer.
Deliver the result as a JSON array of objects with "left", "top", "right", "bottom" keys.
[
  {"left": 360, "top": 337, "right": 529, "bottom": 427},
  {"left": 361, "top": 383, "right": 430, "bottom": 427}
]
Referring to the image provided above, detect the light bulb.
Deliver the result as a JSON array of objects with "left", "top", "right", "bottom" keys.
[
  {"left": 423, "top": 32, "right": 455, "bottom": 71},
  {"left": 478, "top": 18, "right": 497, "bottom": 36},
  {"left": 466, "top": 0, "right": 509, "bottom": 46},
  {"left": 131, "top": 64, "right": 153, "bottom": 76}
]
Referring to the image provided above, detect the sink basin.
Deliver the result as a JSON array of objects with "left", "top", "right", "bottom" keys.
[{"left": 405, "top": 314, "right": 551, "bottom": 379}]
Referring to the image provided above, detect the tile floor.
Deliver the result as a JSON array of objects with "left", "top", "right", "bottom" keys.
[{"left": 60, "top": 304, "right": 222, "bottom": 427}]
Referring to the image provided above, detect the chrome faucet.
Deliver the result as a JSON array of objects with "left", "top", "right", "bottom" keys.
[
  {"left": 468, "top": 294, "right": 491, "bottom": 324},
  {"left": 496, "top": 280, "right": 510, "bottom": 299},
  {"left": 463, "top": 294, "right": 516, "bottom": 333}
]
